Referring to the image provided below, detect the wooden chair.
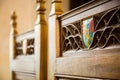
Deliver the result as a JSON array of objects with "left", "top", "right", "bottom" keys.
[
  {"left": 48, "top": 0, "right": 120, "bottom": 80},
  {"left": 9, "top": 0, "right": 48, "bottom": 80}
]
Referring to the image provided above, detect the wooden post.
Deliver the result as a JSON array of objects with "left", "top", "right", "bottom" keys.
[
  {"left": 34, "top": 0, "right": 48, "bottom": 80},
  {"left": 48, "top": 0, "right": 63, "bottom": 80},
  {"left": 9, "top": 11, "right": 17, "bottom": 80}
]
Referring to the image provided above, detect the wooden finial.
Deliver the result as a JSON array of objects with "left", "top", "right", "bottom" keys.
[
  {"left": 35, "top": 0, "right": 46, "bottom": 24},
  {"left": 10, "top": 11, "right": 17, "bottom": 35},
  {"left": 49, "top": 0, "right": 63, "bottom": 16},
  {"left": 10, "top": 11, "right": 17, "bottom": 59},
  {"left": 36, "top": 0, "right": 46, "bottom": 13}
]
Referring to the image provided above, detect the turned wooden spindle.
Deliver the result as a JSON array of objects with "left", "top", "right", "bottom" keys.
[
  {"left": 35, "top": 0, "right": 46, "bottom": 24},
  {"left": 48, "top": 0, "right": 63, "bottom": 80},
  {"left": 10, "top": 11, "right": 17, "bottom": 80},
  {"left": 34, "top": 0, "right": 48, "bottom": 80},
  {"left": 10, "top": 11, "right": 17, "bottom": 59}
]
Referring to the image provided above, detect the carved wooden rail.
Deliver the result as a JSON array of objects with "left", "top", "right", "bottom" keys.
[
  {"left": 61, "top": 6, "right": 120, "bottom": 53},
  {"left": 16, "top": 34, "right": 34, "bottom": 55}
]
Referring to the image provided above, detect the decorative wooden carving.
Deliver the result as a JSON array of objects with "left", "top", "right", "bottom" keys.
[
  {"left": 62, "top": 7, "right": 120, "bottom": 52},
  {"left": 49, "top": 0, "right": 63, "bottom": 15},
  {"left": 91, "top": 8, "right": 120, "bottom": 49},
  {"left": 10, "top": 11, "right": 17, "bottom": 59},
  {"left": 62, "top": 22, "right": 84, "bottom": 51},
  {"left": 27, "top": 39, "right": 34, "bottom": 54},
  {"left": 35, "top": 0, "right": 46, "bottom": 24},
  {"left": 16, "top": 41, "right": 22, "bottom": 55},
  {"left": 16, "top": 38, "right": 34, "bottom": 55}
]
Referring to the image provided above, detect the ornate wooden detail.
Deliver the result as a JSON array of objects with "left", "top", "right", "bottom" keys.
[
  {"left": 16, "top": 38, "right": 34, "bottom": 55},
  {"left": 27, "top": 39, "right": 34, "bottom": 54},
  {"left": 16, "top": 42, "right": 22, "bottom": 55},
  {"left": 10, "top": 11, "right": 18, "bottom": 59},
  {"left": 62, "top": 7, "right": 120, "bottom": 52},
  {"left": 62, "top": 22, "right": 84, "bottom": 51},
  {"left": 91, "top": 8, "right": 120, "bottom": 48},
  {"left": 10, "top": 11, "right": 17, "bottom": 35},
  {"left": 35, "top": 0, "right": 46, "bottom": 24},
  {"left": 10, "top": 11, "right": 18, "bottom": 80},
  {"left": 49, "top": 0, "right": 63, "bottom": 15}
]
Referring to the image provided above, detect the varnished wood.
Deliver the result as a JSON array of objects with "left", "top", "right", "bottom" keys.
[
  {"left": 10, "top": 29, "right": 35, "bottom": 80},
  {"left": 9, "top": 0, "right": 120, "bottom": 80},
  {"left": 10, "top": 11, "right": 17, "bottom": 59},
  {"left": 56, "top": 74, "right": 109, "bottom": 80},
  {"left": 10, "top": 0, "right": 48, "bottom": 80},
  {"left": 10, "top": 11, "right": 17, "bottom": 80},
  {"left": 34, "top": 0, "right": 48, "bottom": 80},
  {"left": 10, "top": 0, "right": 48, "bottom": 79},
  {"left": 49, "top": 0, "right": 63, "bottom": 16},
  {"left": 15, "top": 71, "right": 35, "bottom": 80},
  {"left": 49, "top": 0, "right": 120, "bottom": 80},
  {"left": 16, "top": 30, "right": 34, "bottom": 55},
  {"left": 11, "top": 55, "right": 35, "bottom": 73},
  {"left": 16, "top": 30, "right": 34, "bottom": 42},
  {"left": 56, "top": 48, "right": 120, "bottom": 79},
  {"left": 48, "top": 0, "right": 63, "bottom": 80}
]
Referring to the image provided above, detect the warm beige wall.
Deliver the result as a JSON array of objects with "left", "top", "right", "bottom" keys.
[{"left": 0, "top": 0, "right": 69, "bottom": 80}]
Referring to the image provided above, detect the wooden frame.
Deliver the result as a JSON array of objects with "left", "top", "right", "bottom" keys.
[
  {"left": 48, "top": 0, "right": 120, "bottom": 80},
  {"left": 9, "top": 0, "right": 48, "bottom": 80}
]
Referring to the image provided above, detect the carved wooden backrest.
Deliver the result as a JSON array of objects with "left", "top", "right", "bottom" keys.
[
  {"left": 10, "top": 0, "right": 48, "bottom": 80},
  {"left": 16, "top": 32, "right": 34, "bottom": 56},
  {"left": 48, "top": 0, "right": 120, "bottom": 80},
  {"left": 62, "top": 7, "right": 120, "bottom": 55}
]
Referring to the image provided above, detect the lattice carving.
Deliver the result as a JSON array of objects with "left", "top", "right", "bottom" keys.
[
  {"left": 62, "top": 22, "right": 84, "bottom": 51},
  {"left": 91, "top": 8, "right": 120, "bottom": 48},
  {"left": 16, "top": 38, "right": 34, "bottom": 55},
  {"left": 62, "top": 7, "right": 120, "bottom": 52},
  {"left": 27, "top": 39, "right": 34, "bottom": 54},
  {"left": 16, "top": 42, "right": 23, "bottom": 55}
]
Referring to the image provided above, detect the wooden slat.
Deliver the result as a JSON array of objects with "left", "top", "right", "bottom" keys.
[
  {"left": 11, "top": 55, "right": 35, "bottom": 73},
  {"left": 16, "top": 30, "right": 34, "bottom": 42},
  {"left": 56, "top": 74, "right": 108, "bottom": 80},
  {"left": 15, "top": 71, "right": 35, "bottom": 80},
  {"left": 56, "top": 48, "right": 120, "bottom": 79}
]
